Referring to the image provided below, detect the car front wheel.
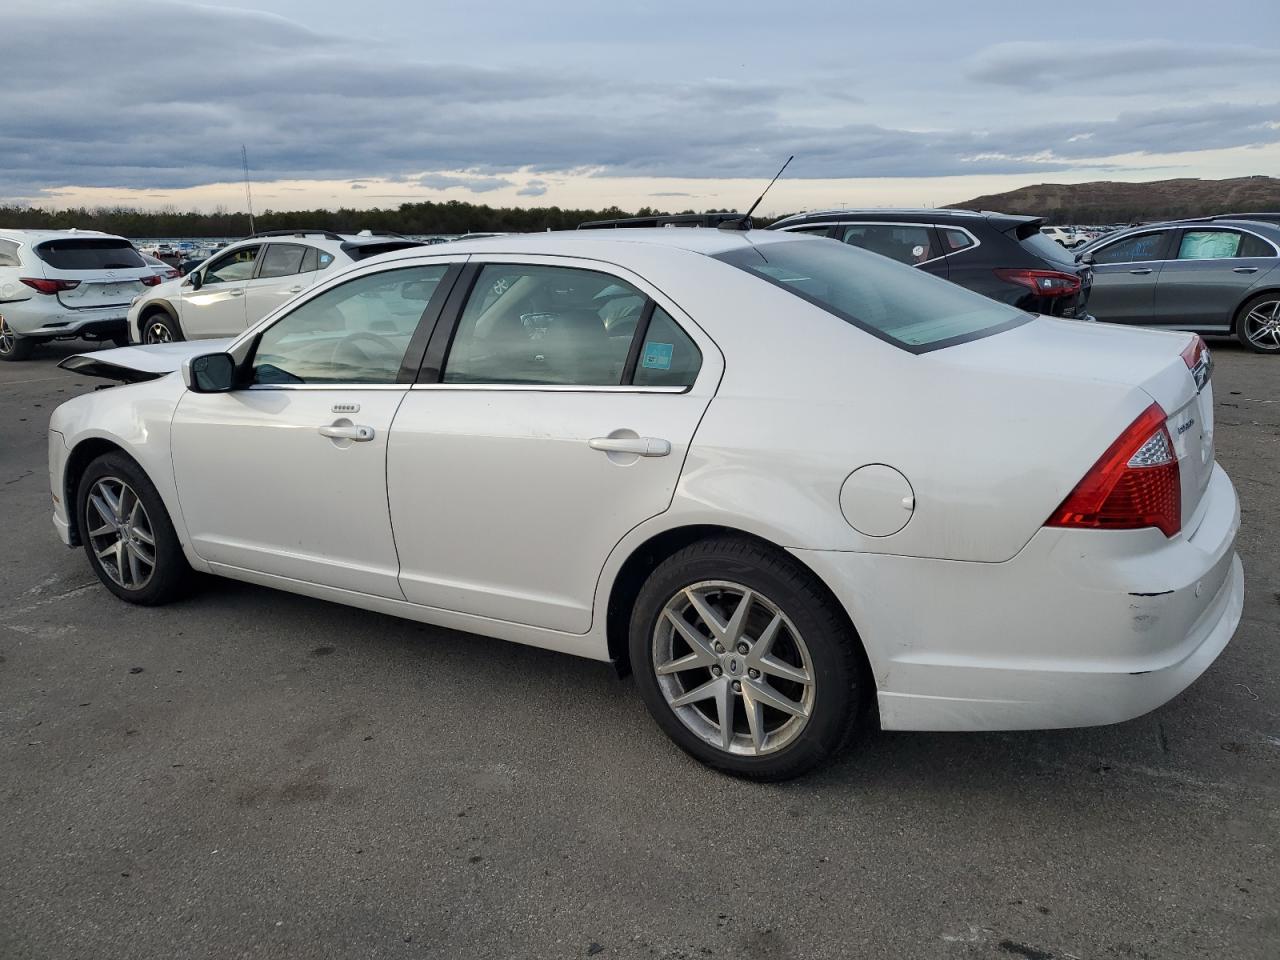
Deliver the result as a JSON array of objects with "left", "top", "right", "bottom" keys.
[
  {"left": 630, "top": 537, "right": 866, "bottom": 780},
  {"left": 76, "top": 452, "right": 191, "bottom": 605},
  {"left": 141, "top": 311, "right": 183, "bottom": 345}
]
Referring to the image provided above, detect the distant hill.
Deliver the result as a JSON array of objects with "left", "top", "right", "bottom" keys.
[{"left": 948, "top": 176, "right": 1280, "bottom": 225}]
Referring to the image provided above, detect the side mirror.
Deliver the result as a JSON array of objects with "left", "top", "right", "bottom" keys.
[
  {"left": 182, "top": 352, "right": 237, "bottom": 393},
  {"left": 189, "top": 271, "right": 203, "bottom": 290},
  {"left": 1076, "top": 251, "right": 1094, "bottom": 266}
]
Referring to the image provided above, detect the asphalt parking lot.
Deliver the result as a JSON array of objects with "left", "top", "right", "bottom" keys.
[{"left": 1, "top": 339, "right": 1277, "bottom": 960}]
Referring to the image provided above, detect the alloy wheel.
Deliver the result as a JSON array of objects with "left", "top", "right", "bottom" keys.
[
  {"left": 144, "top": 320, "right": 173, "bottom": 344},
  {"left": 0, "top": 317, "right": 14, "bottom": 355},
  {"left": 653, "top": 580, "right": 815, "bottom": 756},
  {"left": 1243, "top": 299, "right": 1280, "bottom": 350},
  {"left": 85, "top": 477, "right": 157, "bottom": 590}
]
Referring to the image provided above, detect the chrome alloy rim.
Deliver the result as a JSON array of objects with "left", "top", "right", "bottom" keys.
[
  {"left": 654, "top": 581, "right": 815, "bottom": 756},
  {"left": 0, "top": 317, "right": 14, "bottom": 355},
  {"left": 144, "top": 320, "right": 173, "bottom": 344},
  {"left": 86, "top": 477, "right": 156, "bottom": 590},
  {"left": 1244, "top": 299, "right": 1280, "bottom": 350}
]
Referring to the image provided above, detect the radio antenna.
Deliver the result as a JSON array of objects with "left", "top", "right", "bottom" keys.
[
  {"left": 241, "top": 145, "right": 256, "bottom": 235},
  {"left": 719, "top": 155, "right": 793, "bottom": 230}
]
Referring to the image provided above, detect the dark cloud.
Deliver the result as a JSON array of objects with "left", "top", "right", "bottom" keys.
[
  {"left": 4, "top": 1, "right": 1279, "bottom": 199},
  {"left": 517, "top": 180, "right": 548, "bottom": 197}
]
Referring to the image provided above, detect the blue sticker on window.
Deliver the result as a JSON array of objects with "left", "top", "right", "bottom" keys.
[{"left": 641, "top": 341, "right": 673, "bottom": 370}]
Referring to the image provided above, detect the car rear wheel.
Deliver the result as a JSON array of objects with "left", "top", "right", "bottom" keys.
[
  {"left": 76, "top": 452, "right": 191, "bottom": 605},
  {"left": 141, "top": 311, "right": 183, "bottom": 345},
  {"left": 629, "top": 536, "right": 866, "bottom": 780},
  {"left": 1235, "top": 293, "right": 1280, "bottom": 353},
  {"left": 0, "top": 316, "right": 34, "bottom": 361}
]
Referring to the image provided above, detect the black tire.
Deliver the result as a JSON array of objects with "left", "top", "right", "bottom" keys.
[
  {"left": 629, "top": 536, "right": 866, "bottom": 780},
  {"left": 140, "top": 310, "right": 183, "bottom": 345},
  {"left": 76, "top": 452, "right": 191, "bottom": 605},
  {"left": 1234, "top": 292, "right": 1280, "bottom": 354},
  {"left": 0, "top": 316, "right": 34, "bottom": 361}
]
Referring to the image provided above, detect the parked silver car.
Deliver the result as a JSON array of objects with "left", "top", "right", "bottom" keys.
[{"left": 1076, "top": 218, "right": 1280, "bottom": 353}]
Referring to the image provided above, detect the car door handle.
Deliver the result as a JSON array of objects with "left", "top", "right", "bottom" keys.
[
  {"left": 287, "top": 285, "right": 304, "bottom": 292},
  {"left": 1233, "top": 267, "right": 1259, "bottom": 274},
  {"left": 228, "top": 288, "right": 245, "bottom": 296},
  {"left": 588, "top": 436, "right": 671, "bottom": 457},
  {"left": 319, "top": 423, "right": 375, "bottom": 442},
  {"left": 1128, "top": 268, "right": 1154, "bottom": 275}
]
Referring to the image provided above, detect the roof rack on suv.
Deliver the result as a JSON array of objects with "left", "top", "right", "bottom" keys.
[
  {"left": 247, "top": 229, "right": 346, "bottom": 241},
  {"left": 353, "top": 229, "right": 412, "bottom": 239},
  {"left": 578, "top": 213, "right": 749, "bottom": 230}
]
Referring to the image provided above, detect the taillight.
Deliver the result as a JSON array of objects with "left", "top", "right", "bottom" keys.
[
  {"left": 1046, "top": 402, "right": 1181, "bottom": 538},
  {"left": 1181, "top": 334, "right": 1212, "bottom": 391},
  {"left": 19, "top": 277, "right": 81, "bottom": 295},
  {"left": 994, "top": 268, "right": 1082, "bottom": 298},
  {"left": 141, "top": 274, "right": 162, "bottom": 287}
]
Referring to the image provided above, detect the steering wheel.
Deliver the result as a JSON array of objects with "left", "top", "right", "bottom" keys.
[{"left": 328, "top": 330, "right": 400, "bottom": 368}]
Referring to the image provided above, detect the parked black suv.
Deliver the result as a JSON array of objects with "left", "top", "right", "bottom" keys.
[{"left": 767, "top": 209, "right": 1094, "bottom": 319}]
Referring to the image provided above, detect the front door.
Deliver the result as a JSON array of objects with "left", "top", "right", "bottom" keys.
[
  {"left": 171, "top": 261, "right": 455, "bottom": 597},
  {"left": 1085, "top": 229, "right": 1173, "bottom": 325},
  {"left": 1154, "top": 227, "right": 1279, "bottom": 330},
  {"left": 179, "top": 244, "right": 261, "bottom": 339},
  {"left": 387, "top": 259, "right": 721, "bottom": 633}
]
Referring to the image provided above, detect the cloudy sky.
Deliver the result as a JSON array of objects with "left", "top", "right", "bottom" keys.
[{"left": 6, "top": 0, "right": 1279, "bottom": 214}]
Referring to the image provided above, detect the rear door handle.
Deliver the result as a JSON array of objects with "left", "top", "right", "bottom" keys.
[
  {"left": 1128, "top": 268, "right": 1154, "bottom": 275},
  {"left": 589, "top": 436, "right": 671, "bottom": 457},
  {"left": 287, "top": 285, "right": 304, "bottom": 292},
  {"left": 1233, "top": 267, "right": 1259, "bottom": 274},
  {"left": 228, "top": 288, "right": 245, "bottom": 296},
  {"left": 319, "top": 423, "right": 375, "bottom": 442}
]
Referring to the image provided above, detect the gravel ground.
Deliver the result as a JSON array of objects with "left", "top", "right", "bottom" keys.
[{"left": 1, "top": 337, "right": 1277, "bottom": 960}]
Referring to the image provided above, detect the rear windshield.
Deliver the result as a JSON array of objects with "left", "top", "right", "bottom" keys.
[
  {"left": 35, "top": 238, "right": 146, "bottom": 271},
  {"left": 715, "top": 239, "right": 1029, "bottom": 352},
  {"left": 1018, "top": 231, "right": 1076, "bottom": 266},
  {"left": 342, "top": 240, "right": 424, "bottom": 262}
]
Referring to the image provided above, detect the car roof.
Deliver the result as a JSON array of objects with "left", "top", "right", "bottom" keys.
[
  {"left": 396, "top": 227, "right": 808, "bottom": 259},
  {"left": 769, "top": 208, "right": 1039, "bottom": 230},
  {"left": 0, "top": 228, "right": 126, "bottom": 243}
]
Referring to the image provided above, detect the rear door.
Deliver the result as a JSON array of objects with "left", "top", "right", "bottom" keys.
[
  {"left": 241, "top": 242, "right": 330, "bottom": 324},
  {"left": 180, "top": 244, "right": 261, "bottom": 338},
  {"left": 386, "top": 257, "right": 722, "bottom": 633},
  {"left": 1085, "top": 229, "right": 1174, "bottom": 325},
  {"left": 1153, "top": 227, "right": 1279, "bottom": 330}
]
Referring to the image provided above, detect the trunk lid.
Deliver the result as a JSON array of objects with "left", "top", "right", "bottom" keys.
[
  {"left": 33, "top": 236, "right": 153, "bottom": 310},
  {"left": 938, "top": 316, "right": 1209, "bottom": 532}
]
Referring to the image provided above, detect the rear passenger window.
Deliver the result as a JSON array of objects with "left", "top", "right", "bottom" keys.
[
  {"left": 258, "top": 244, "right": 308, "bottom": 279},
  {"left": 1238, "top": 233, "right": 1275, "bottom": 258},
  {"left": 941, "top": 228, "right": 975, "bottom": 252},
  {"left": 633, "top": 307, "right": 701, "bottom": 387},
  {"left": 839, "top": 224, "right": 935, "bottom": 265},
  {"left": 0, "top": 239, "right": 19, "bottom": 267},
  {"left": 443, "top": 265, "right": 640, "bottom": 386}
]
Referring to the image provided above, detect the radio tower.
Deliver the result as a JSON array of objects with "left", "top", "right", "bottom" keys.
[{"left": 241, "top": 145, "right": 255, "bottom": 235}]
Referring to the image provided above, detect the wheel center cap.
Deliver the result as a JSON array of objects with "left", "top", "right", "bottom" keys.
[{"left": 725, "top": 657, "right": 741, "bottom": 677}]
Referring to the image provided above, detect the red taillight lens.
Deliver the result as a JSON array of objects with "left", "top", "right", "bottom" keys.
[
  {"left": 140, "top": 274, "right": 162, "bottom": 286},
  {"left": 1046, "top": 402, "right": 1181, "bottom": 538},
  {"left": 994, "top": 268, "right": 1082, "bottom": 298},
  {"left": 19, "top": 277, "right": 81, "bottom": 295},
  {"left": 1181, "top": 334, "right": 1212, "bottom": 391}
]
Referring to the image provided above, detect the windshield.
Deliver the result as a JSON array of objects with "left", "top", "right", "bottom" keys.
[{"left": 715, "top": 239, "right": 1029, "bottom": 352}]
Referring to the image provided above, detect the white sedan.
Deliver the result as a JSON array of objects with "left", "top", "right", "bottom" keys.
[{"left": 48, "top": 229, "right": 1244, "bottom": 779}]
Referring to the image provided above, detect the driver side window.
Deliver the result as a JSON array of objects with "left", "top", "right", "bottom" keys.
[
  {"left": 250, "top": 264, "right": 449, "bottom": 385},
  {"left": 202, "top": 245, "right": 262, "bottom": 284}
]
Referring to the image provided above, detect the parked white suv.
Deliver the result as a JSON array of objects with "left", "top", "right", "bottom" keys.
[
  {"left": 0, "top": 229, "right": 159, "bottom": 361},
  {"left": 127, "top": 230, "right": 424, "bottom": 344}
]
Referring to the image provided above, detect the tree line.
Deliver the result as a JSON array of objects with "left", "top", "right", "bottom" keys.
[{"left": 0, "top": 201, "right": 770, "bottom": 238}]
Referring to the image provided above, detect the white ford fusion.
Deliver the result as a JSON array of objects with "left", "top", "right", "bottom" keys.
[{"left": 48, "top": 229, "right": 1243, "bottom": 779}]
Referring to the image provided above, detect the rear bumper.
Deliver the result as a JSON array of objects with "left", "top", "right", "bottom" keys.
[
  {"left": 793, "top": 463, "right": 1243, "bottom": 731},
  {"left": 1, "top": 298, "right": 128, "bottom": 338}
]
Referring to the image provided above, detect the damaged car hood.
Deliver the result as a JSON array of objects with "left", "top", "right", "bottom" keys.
[{"left": 58, "top": 340, "right": 234, "bottom": 383}]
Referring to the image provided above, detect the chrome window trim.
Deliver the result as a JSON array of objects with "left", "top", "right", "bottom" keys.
[
  {"left": 779, "top": 221, "right": 981, "bottom": 266},
  {"left": 247, "top": 383, "right": 409, "bottom": 391},
  {"left": 410, "top": 383, "right": 689, "bottom": 394}
]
